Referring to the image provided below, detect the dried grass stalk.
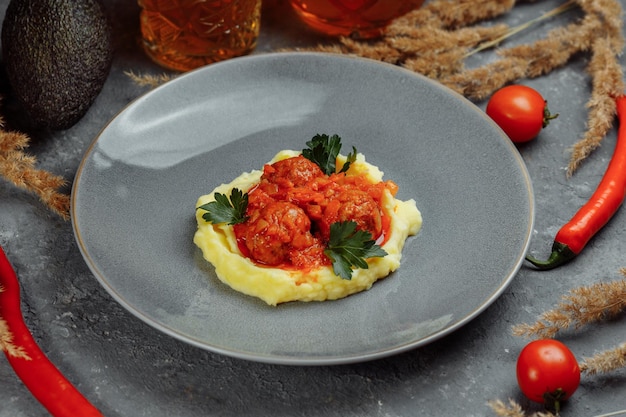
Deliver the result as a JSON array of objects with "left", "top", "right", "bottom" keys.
[
  {"left": 387, "top": 23, "right": 509, "bottom": 51},
  {"left": 0, "top": 288, "right": 30, "bottom": 360},
  {"left": 298, "top": 0, "right": 624, "bottom": 171},
  {"left": 498, "top": 16, "right": 598, "bottom": 78},
  {"left": 403, "top": 48, "right": 468, "bottom": 79},
  {"left": 0, "top": 117, "right": 70, "bottom": 220},
  {"left": 295, "top": 0, "right": 519, "bottom": 71},
  {"left": 577, "top": 0, "right": 624, "bottom": 38},
  {"left": 564, "top": 0, "right": 625, "bottom": 173},
  {"left": 0, "top": 319, "right": 29, "bottom": 359},
  {"left": 125, "top": 70, "right": 173, "bottom": 88},
  {"left": 580, "top": 342, "right": 626, "bottom": 375},
  {"left": 567, "top": 35, "right": 626, "bottom": 175},
  {"left": 488, "top": 399, "right": 555, "bottom": 417},
  {"left": 512, "top": 275, "right": 626, "bottom": 339},
  {"left": 488, "top": 399, "right": 527, "bottom": 417},
  {"left": 449, "top": 13, "right": 598, "bottom": 100},
  {"left": 0, "top": 128, "right": 29, "bottom": 152},
  {"left": 469, "top": 0, "right": 577, "bottom": 56},
  {"left": 401, "top": 0, "right": 515, "bottom": 29},
  {"left": 441, "top": 57, "right": 529, "bottom": 100},
  {"left": 336, "top": 37, "right": 404, "bottom": 63},
  {"left": 300, "top": 0, "right": 584, "bottom": 100}
]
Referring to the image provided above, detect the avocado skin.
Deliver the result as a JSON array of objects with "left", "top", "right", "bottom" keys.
[{"left": 1, "top": 0, "right": 113, "bottom": 130}]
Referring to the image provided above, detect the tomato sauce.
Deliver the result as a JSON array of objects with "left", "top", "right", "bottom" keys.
[{"left": 234, "top": 155, "right": 395, "bottom": 270}]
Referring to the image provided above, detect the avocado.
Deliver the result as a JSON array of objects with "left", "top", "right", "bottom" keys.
[{"left": 1, "top": 0, "right": 113, "bottom": 130}]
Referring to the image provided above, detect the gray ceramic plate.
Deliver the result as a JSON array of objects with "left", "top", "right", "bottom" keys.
[{"left": 72, "top": 52, "right": 534, "bottom": 365}]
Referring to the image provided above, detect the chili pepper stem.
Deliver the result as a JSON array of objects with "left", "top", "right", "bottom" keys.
[{"left": 525, "top": 242, "right": 577, "bottom": 271}]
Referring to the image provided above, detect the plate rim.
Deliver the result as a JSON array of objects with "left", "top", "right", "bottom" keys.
[{"left": 71, "top": 52, "right": 535, "bottom": 365}]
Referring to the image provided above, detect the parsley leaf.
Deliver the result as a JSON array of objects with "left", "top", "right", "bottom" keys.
[
  {"left": 339, "top": 146, "right": 357, "bottom": 173},
  {"left": 302, "top": 133, "right": 356, "bottom": 175},
  {"left": 324, "top": 221, "right": 388, "bottom": 280},
  {"left": 197, "top": 188, "right": 248, "bottom": 225}
]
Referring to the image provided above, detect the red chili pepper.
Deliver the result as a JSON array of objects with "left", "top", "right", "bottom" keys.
[
  {"left": 0, "top": 246, "right": 104, "bottom": 417},
  {"left": 526, "top": 95, "right": 626, "bottom": 270}
]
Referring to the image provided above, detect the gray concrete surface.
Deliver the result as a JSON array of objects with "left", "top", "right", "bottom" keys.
[{"left": 1, "top": 0, "right": 625, "bottom": 416}]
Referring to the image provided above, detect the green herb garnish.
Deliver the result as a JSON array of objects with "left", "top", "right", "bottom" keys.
[
  {"left": 197, "top": 188, "right": 248, "bottom": 225},
  {"left": 302, "top": 133, "right": 357, "bottom": 175},
  {"left": 324, "top": 221, "right": 388, "bottom": 280},
  {"left": 342, "top": 146, "right": 357, "bottom": 173}
]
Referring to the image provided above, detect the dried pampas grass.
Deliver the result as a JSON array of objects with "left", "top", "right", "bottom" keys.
[
  {"left": 0, "top": 113, "right": 70, "bottom": 220},
  {"left": 0, "top": 300, "right": 30, "bottom": 360},
  {"left": 488, "top": 399, "right": 555, "bottom": 417},
  {"left": 0, "top": 70, "right": 174, "bottom": 220},
  {"left": 580, "top": 342, "right": 626, "bottom": 375},
  {"left": 512, "top": 274, "right": 626, "bottom": 339},
  {"left": 489, "top": 270, "right": 626, "bottom": 416},
  {"left": 5, "top": 0, "right": 624, "bottom": 218},
  {"left": 568, "top": 35, "right": 625, "bottom": 175},
  {"left": 488, "top": 399, "right": 626, "bottom": 417},
  {"left": 512, "top": 268, "right": 626, "bottom": 376},
  {"left": 299, "top": 0, "right": 625, "bottom": 174},
  {"left": 124, "top": 70, "right": 173, "bottom": 88}
]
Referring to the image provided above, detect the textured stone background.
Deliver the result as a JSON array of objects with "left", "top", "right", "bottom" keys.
[{"left": 1, "top": 1, "right": 625, "bottom": 416}]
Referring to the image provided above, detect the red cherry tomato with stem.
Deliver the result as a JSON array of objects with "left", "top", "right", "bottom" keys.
[
  {"left": 486, "top": 85, "right": 558, "bottom": 143},
  {"left": 516, "top": 339, "right": 580, "bottom": 413}
]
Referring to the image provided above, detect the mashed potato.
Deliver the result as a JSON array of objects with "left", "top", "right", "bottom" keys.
[{"left": 194, "top": 150, "right": 421, "bottom": 306}]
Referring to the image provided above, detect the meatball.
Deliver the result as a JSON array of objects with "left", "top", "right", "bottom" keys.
[
  {"left": 261, "top": 155, "right": 324, "bottom": 188},
  {"left": 241, "top": 201, "right": 317, "bottom": 266},
  {"left": 317, "top": 189, "right": 382, "bottom": 241}
]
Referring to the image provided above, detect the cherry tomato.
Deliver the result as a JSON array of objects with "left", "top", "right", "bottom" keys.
[
  {"left": 516, "top": 339, "right": 580, "bottom": 411},
  {"left": 486, "top": 85, "right": 558, "bottom": 143}
]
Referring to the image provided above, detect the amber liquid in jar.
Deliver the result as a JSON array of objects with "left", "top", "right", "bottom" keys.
[
  {"left": 289, "top": 0, "right": 423, "bottom": 38},
  {"left": 138, "top": 0, "right": 262, "bottom": 72}
]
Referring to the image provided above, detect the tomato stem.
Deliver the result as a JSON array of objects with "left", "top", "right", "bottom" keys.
[
  {"left": 543, "top": 388, "right": 567, "bottom": 415},
  {"left": 543, "top": 101, "right": 559, "bottom": 128}
]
